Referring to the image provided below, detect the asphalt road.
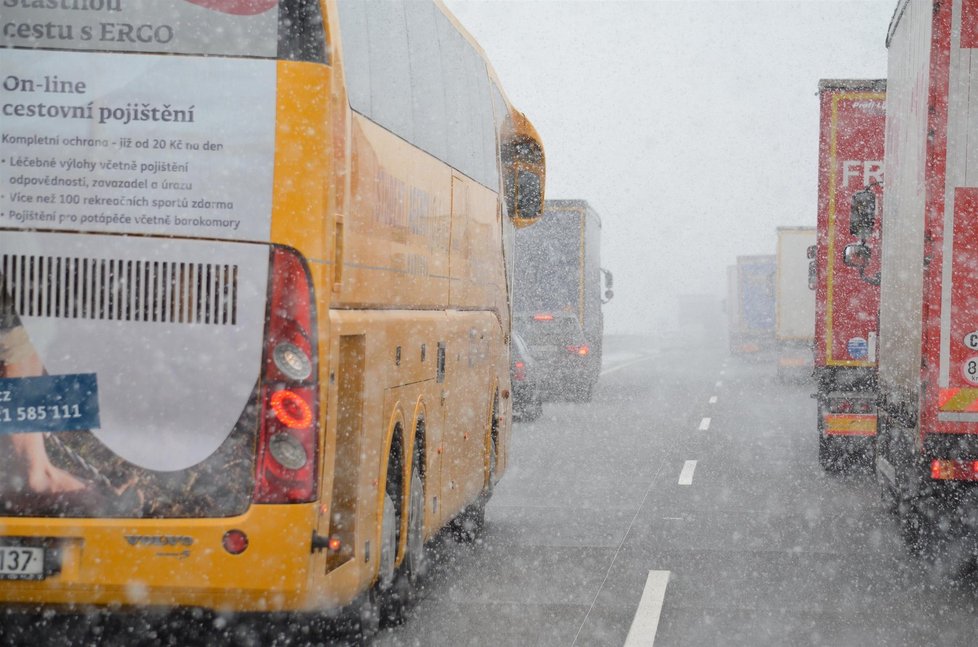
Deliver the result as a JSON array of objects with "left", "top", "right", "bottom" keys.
[
  {"left": 373, "top": 334, "right": 978, "bottom": 647},
  {"left": 7, "top": 334, "right": 977, "bottom": 646}
]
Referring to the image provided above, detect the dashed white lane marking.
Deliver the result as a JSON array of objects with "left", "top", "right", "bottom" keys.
[
  {"left": 715, "top": 380, "right": 723, "bottom": 388},
  {"left": 623, "top": 570, "right": 671, "bottom": 647},
  {"left": 678, "top": 460, "right": 697, "bottom": 485},
  {"left": 698, "top": 417, "right": 711, "bottom": 431},
  {"left": 708, "top": 396, "right": 718, "bottom": 404}
]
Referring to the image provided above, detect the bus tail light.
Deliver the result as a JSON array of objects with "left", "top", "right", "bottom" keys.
[
  {"left": 566, "top": 344, "right": 590, "bottom": 356},
  {"left": 254, "top": 247, "right": 320, "bottom": 504}
]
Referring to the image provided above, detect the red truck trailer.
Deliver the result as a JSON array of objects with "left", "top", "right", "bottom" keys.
[
  {"left": 868, "top": 0, "right": 978, "bottom": 559},
  {"left": 813, "top": 80, "right": 886, "bottom": 470}
]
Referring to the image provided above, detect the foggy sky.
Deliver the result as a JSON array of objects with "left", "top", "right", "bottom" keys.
[{"left": 446, "top": 0, "right": 895, "bottom": 334}]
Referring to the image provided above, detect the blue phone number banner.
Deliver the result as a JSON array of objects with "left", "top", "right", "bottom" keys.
[{"left": 0, "top": 374, "right": 100, "bottom": 434}]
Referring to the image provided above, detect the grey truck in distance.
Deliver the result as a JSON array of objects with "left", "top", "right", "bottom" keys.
[{"left": 513, "top": 199, "right": 613, "bottom": 402}]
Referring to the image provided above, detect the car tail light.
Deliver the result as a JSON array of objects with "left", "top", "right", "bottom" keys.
[
  {"left": 566, "top": 344, "right": 589, "bottom": 356},
  {"left": 254, "top": 247, "right": 320, "bottom": 504},
  {"left": 514, "top": 360, "right": 526, "bottom": 382}
]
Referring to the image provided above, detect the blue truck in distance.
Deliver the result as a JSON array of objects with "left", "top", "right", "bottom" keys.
[{"left": 728, "top": 254, "right": 776, "bottom": 354}]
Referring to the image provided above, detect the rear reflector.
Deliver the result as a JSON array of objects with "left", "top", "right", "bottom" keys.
[
  {"left": 930, "top": 459, "right": 978, "bottom": 481},
  {"left": 222, "top": 530, "right": 249, "bottom": 555},
  {"left": 533, "top": 313, "right": 554, "bottom": 321}
]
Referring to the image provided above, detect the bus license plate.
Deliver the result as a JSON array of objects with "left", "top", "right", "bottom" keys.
[{"left": 0, "top": 545, "right": 45, "bottom": 579}]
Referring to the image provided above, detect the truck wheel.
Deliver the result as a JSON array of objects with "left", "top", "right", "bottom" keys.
[
  {"left": 899, "top": 499, "right": 935, "bottom": 558},
  {"left": 818, "top": 435, "right": 838, "bottom": 471},
  {"left": 878, "top": 469, "right": 898, "bottom": 514}
]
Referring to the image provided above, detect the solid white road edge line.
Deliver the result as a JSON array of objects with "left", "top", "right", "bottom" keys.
[
  {"left": 601, "top": 354, "right": 657, "bottom": 377},
  {"left": 623, "top": 570, "right": 671, "bottom": 647},
  {"left": 571, "top": 462, "right": 667, "bottom": 647},
  {"left": 709, "top": 396, "right": 718, "bottom": 404},
  {"left": 678, "top": 460, "right": 697, "bottom": 485},
  {"left": 698, "top": 417, "right": 711, "bottom": 431}
]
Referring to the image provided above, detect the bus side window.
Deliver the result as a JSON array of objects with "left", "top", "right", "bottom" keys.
[
  {"left": 405, "top": 1, "right": 449, "bottom": 162},
  {"left": 337, "top": 1, "right": 498, "bottom": 190}
]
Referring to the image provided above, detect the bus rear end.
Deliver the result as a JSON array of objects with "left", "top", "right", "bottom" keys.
[{"left": 0, "top": 1, "right": 330, "bottom": 613}]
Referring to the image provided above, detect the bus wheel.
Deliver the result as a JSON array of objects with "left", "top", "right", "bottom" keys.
[
  {"left": 357, "top": 492, "right": 397, "bottom": 636},
  {"left": 453, "top": 435, "right": 495, "bottom": 543},
  {"left": 385, "top": 463, "right": 427, "bottom": 625},
  {"left": 406, "top": 466, "right": 428, "bottom": 586}
]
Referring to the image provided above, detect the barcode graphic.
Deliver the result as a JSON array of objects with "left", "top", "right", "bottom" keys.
[{"left": 0, "top": 255, "right": 239, "bottom": 325}]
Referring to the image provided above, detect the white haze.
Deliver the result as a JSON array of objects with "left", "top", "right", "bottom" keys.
[{"left": 447, "top": 0, "right": 895, "bottom": 334}]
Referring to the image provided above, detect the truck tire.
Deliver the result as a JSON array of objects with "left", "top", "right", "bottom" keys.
[{"left": 818, "top": 435, "right": 838, "bottom": 471}]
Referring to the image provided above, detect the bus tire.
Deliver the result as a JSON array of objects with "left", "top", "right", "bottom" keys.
[
  {"left": 385, "top": 464, "right": 427, "bottom": 623},
  {"left": 452, "top": 435, "right": 495, "bottom": 543},
  {"left": 405, "top": 466, "right": 428, "bottom": 586},
  {"left": 357, "top": 492, "right": 397, "bottom": 636}
]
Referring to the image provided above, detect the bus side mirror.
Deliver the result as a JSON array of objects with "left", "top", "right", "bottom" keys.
[
  {"left": 601, "top": 268, "right": 614, "bottom": 304},
  {"left": 843, "top": 243, "right": 871, "bottom": 269},
  {"left": 850, "top": 188, "right": 877, "bottom": 239},
  {"left": 513, "top": 169, "right": 544, "bottom": 223},
  {"left": 502, "top": 114, "right": 546, "bottom": 228}
]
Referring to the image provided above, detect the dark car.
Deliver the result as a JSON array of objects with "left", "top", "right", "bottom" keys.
[
  {"left": 511, "top": 332, "right": 543, "bottom": 421},
  {"left": 516, "top": 312, "right": 596, "bottom": 401}
]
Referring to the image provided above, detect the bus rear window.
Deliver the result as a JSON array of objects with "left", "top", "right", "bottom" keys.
[{"left": 0, "top": 0, "right": 325, "bottom": 63}]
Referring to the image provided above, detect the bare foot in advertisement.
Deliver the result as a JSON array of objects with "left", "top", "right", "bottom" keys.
[{"left": 10, "top": 433, "right": 88, "bottom": 495}]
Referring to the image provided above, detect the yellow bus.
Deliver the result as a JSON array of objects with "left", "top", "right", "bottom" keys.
[{"left": 0, "top": 0, "right": 544, "bottom": 629}]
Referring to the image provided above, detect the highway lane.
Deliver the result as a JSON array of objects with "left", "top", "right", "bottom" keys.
[{"left": 374, "top": 335, "right": 978, "bottom": 647}]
